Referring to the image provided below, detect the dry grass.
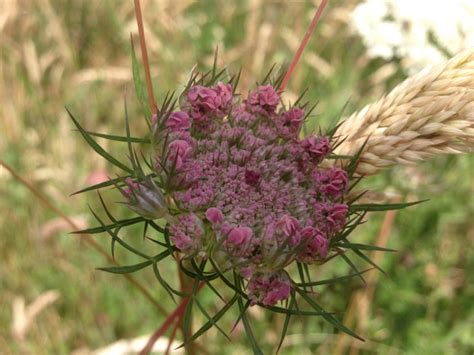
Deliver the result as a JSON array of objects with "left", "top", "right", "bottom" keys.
[{"left": 335, "top": 49, "right": 474, "bottom": 175}]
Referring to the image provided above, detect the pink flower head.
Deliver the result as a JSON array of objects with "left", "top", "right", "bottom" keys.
[
  {"left": 247, "top": 272, "right": 291, "bottom": 306},
  {"left": 206, "top": 207, "right": 224, "bottom": 225},
  {"left": 276, "top": 215, "right": 301, "bottom": 246},
  {"left": 301, "top": 136, "right": 331, "bottom": 162},
  {"left": 186, "top": 83, "right": 233, "bottom": 123},
  {"left": 313, "top": 168, "right": 348, "bottom": 200},
  {"left": 277, "top": 215, "right": 300, "bottom": 236},
  {"left": 244, "top": 169, "right": 261, "bottom": 186},
  {"left": 170, "top": 214, "right": 204, "bottom": 254},
  {"left": 214, "top": 82, "right": 233, "bottom": 109},
  {"left": 168, "top": 139, "right": 192, "bottom": 170},
  {"left": 246, "top": 85, "right": 280, "bottom": 114},
  {"left": 223, "top": 226, "right": 253, "bottom": 257},
  {"left": 158, "top": 83, "right": 351, "bottom": 295},
  {"left": 297, "top": 227, "right": 329, "bottom": 262},
  {"left": 314, "top": 202, "right": 348, "bottom": 234},
  {"left": 186, "top": 85, "right": 218, "bottom": 121},
  {"left": 165, "top": 111, "right": 191, "bottom": 131},
  {"left": 225, "top": 226, "right": 252, "bottom": 247},
  {"left": 172, "top": 232, "right": 193, "bottom": 251},
  {"left": 278, "top": 107, "right": 305, "bottom": 138}
]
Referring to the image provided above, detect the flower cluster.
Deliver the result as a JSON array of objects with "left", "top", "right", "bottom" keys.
[{"left": 124, "top": 82, "right": 350, "bottom": 306}]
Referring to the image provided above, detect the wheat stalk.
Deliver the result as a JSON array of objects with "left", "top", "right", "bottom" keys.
[{"left": 334, "top": 49, "right": 474, "bottom": 175}]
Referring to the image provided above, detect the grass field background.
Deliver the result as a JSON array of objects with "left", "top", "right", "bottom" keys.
[{"left": 1, "top": 1, "right": 473, "bottom": 354}]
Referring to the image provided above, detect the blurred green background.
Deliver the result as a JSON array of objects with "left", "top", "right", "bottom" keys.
[{"left": 1, "top": 0, "right": 473, "bottom": 354}]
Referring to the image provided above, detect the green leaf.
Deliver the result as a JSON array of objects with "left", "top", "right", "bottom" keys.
[
  {"left": 296, "top": 268, "right": 373, "bottom": 287},
  {"left": 350, "top": 200, "right": 428, "bottom": 212},
  {"left": 237, "top": 298, "right": 264, "bottom": 355},
  {"left": 209, "top": 258, "right": 247, "bottom": 297},
  {"left": 296, "top": 262, "right": 307, "bottom": 291},
  {"left": 190, "top": 259, "right": 226, "bottom": 302},
  {"left": 73, "top": 216, "right": 145, "bottom": 234},
  {"left": 276, "top": 294, "right": 295, "bottom": 353},
  {"left": 89, "top": 208, "right": 150, "bottom": 259},
  {"left": 333, "top": 212, "right": 366, "bottom": 244},
  {"left": 262, "top": 305, "right": 331, "bottom": 316},
  {"left": 71, "top": 175, "right": 129, "bottom": 195},
  {"left": 260, "top": 63, "right": 277, "bottom": 85},
  {"left": 151, "top": 262, "right": 178, "bottom": 303},
  {"left": 96, "top": 192, "right": 119, "bottom": 258},
  {"left": 124, "top": 98, "right": 138, "bottom": 172},
  {"left": 131, "top": 36, "right": 151, "bottom": 119},
  {"left": 346, "top": 137, "right": 369, "bottom": 178},
  {"left": 345, "top": 241, "right": 387, "bottom": 275},
  {"left": 97, "top": 259, "right": 153, "bottom": 274},
  {"left": 67, "top": 108, "right": 134, "bottom": 174},
  {"left": 194, "top": 298, "right": 231, "bottom": 341},
  {"left": 334, "top": 242, "right": 397, "bottom": 252},
  {"left": 182, "top": 293, "right": 196, "bottom": 342},
  {"left": 83, "top": 130, "right": 150, "bottom": 143},
  {"left": 296, "top": 288, "right": 364, "bottom": 341},
  {"left": 179, "top": 294, "right": 238, "bottom": 348},
  {"left": 339, "top": 252, "right": 366, "bottom": 285}
]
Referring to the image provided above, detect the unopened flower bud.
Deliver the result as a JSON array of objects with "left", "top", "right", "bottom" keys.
[
  {"left": 205, "top": 207, "right": 224, "bottom": 225},
  {"left": 123, "top": 178, "right": 168, "bottom": 220}
]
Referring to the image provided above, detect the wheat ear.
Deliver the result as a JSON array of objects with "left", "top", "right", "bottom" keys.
[{"left": 334, "top": 49, "right": 474, "bottom": 175}]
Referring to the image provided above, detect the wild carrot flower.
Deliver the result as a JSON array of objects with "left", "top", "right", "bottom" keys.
[
  {"left": 71, "top": 68, "right": 425, "bottom": 346},
  {"left": 126, "top": 81, "right": 352, "bottom": 305}
]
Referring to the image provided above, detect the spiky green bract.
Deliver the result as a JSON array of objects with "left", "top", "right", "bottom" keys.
[{"left": 70, "top": 61, "right": 427, "bottom": 351}]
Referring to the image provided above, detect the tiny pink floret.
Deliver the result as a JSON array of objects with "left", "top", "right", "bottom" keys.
[{"left": 206, "top": 207, "right": 224, "bottom": 225}]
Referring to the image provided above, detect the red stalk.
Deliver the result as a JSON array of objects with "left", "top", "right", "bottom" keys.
[
  {"left": 140, "top": 282, "right": 205, "bottom": 355},
  {"left": 278, "top": 0, "right": 329, "bottom": 93},
  {"left": 134, "top": 0, "right": 158, "bottom": 115}
]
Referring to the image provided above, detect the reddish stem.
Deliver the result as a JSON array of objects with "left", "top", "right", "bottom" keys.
[
  {"left": 134, "top": 0, "right": 158, "bottom": 115},
  {"left": 140, "top": 282, "right": 205, "bottom": 355},
  {"left": 164, "top": 317, "right": 181, "bottom": 355},
  {"left": 278, "top": 0, "right": 329, "bottom": 93}
]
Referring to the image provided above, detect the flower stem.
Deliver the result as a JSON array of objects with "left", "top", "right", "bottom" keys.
[
  {"left": 134, "top": 0, "right": 157, "bottom": 115},
  {"left": 140, "top": 282, "right": 205, "bottom": 355},
  {"left": 278, "top": 0, "right": 329, "bottom": 93}
]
